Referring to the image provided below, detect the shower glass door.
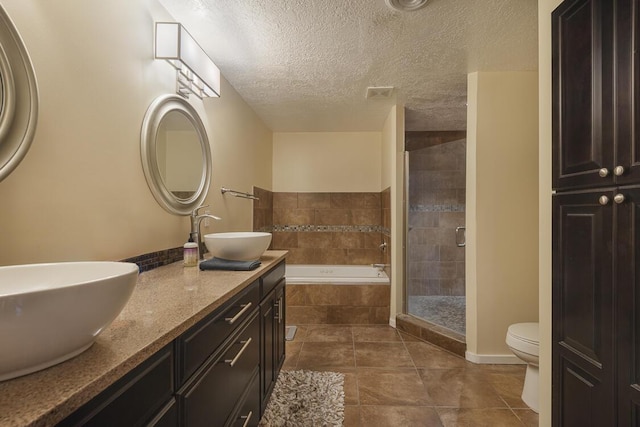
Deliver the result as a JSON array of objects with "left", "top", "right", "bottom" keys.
[{"left": 405, "top": 139, "right": 466, "bottom": 335}]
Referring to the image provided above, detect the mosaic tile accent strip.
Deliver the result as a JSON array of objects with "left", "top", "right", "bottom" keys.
[
  {"left": 272, "top": 225, "right": 383, "bottom": 233},
  {"left": 121, "top": 247, "right": 183, "bottom": 273},
  {"left": 409, "top": 204, "right": 465, "bottom": 212}
]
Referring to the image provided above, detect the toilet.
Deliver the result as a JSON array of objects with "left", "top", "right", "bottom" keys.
[{"left": 506, "top": 322, "right": 539, "bottom": 413}]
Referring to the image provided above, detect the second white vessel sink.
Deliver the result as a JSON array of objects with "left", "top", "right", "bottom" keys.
[
  {"left": 204, "top": 232, "right": 272, "bottom": 261},
  {"left": 0, "top": 261, "right": 139, "bottom": 381}
]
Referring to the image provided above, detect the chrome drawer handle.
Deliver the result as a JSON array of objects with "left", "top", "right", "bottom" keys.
[
  {"left": 240, "top": 411, "right": 253, "bottom": 427},
  {"left": 225, "top": 302, "right": 252, "bottom": 324},
  {"left": 274, "top": 298, "right": 283, "bottom": 324},
  {"left": 225, "top": 337, "right": 252, "bottom": 367}
]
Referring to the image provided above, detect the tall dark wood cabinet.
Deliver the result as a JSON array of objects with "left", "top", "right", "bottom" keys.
[{"left": 553, "top": 0, "right": 640, "bottom": 424}]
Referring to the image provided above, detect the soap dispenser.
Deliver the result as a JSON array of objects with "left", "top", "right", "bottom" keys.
[{"left": 183, "top": 236, "right": 198, "bottom": 267}]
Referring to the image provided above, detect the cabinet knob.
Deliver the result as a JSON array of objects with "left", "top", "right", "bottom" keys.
[
  {"left": 614, "top": 193, "right": 626, "bottom": 204},
  {"left": 614, "top": 165, "right": 626, "bottom": 176},
  {"left": 599, "top": 195, "right": 610, "bottom": 205},
  {"left": 599, "top": 168, "right": 610, "bottom": 177}
]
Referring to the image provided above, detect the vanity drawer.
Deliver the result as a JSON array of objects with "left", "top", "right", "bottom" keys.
[
  {"left": 179, "top": 313, "right": 260, "bottom": 427},
  {"left": 179, "top": 280, "right": 259, "bottom": 382},
  {"left": 227, "top": 370, "right": 260, "bottom": 427},
  {"left": 261, "top": 261, "right": 285, "bottom": 297}
]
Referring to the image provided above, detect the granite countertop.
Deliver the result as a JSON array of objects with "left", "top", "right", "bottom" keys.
[{"left": 0, "top": 250, "right": 288, "bottom": 427}]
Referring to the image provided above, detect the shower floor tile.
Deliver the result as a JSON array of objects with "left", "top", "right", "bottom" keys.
[{"left": 408, "top": 295, "right": 466, "bottom": 335}]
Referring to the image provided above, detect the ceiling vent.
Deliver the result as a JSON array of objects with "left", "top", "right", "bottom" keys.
[
  {"left": 384, "top": 0, "right": 429, "bottom": 12},
  {"left": 366, "top": 86, "right": 395, "bottom": 99}
]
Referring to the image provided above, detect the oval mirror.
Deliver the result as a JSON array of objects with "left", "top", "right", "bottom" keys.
[
  {"left": 140, "top": 95, "right": 211, "bottom": 215},
  {"left": 0, "top": 5, "right": 39, "bottom": 183}
]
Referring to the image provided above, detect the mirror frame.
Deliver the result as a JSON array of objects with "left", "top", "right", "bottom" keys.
[
  {"left": 0, "top": 4, "right": 39, "bottom": 183},
  {"left": 140, "top": 94, "right": 212, "bottom": 215}
]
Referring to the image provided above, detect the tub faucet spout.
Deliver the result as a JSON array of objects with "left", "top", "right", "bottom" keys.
[{"left": 190, "top": 205, "right": 221, "bottom": 259}]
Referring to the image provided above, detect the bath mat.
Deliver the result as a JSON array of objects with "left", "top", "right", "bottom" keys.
[{"left": 259, "top": 370, "right": 345, "bottom": 427}]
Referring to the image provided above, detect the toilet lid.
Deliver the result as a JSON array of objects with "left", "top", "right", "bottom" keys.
[{"left": 508, "top": 322, "right": 539, "bottom": 345}]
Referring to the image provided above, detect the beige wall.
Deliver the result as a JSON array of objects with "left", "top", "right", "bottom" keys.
[
  {"left": 0, "top": 0, "right": 272, "bottom": 266},
  {"left": 382, "top": 105, "right": 405, "bottom": 323},
  {"left": 466, "top": 71, "right": 539, "bottom": 360},
  {"left": 539, "top": 0, "right": 561, "bottom": 425},
  {"left": 272, "top": 132, "right": 381, "bottom": 192}
]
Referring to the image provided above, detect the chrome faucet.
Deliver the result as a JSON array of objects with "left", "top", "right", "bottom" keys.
[{"left": 190, "top": 205, "right": 221, "bottom": 259}]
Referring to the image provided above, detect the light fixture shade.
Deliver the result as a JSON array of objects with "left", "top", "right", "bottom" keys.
[{"left": 155, "top": 22, "right": 220, "bottom": 98}]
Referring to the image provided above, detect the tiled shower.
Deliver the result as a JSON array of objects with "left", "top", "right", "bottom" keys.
[{"left": 406, "top": 138, "right": 466, "bottom": 335}]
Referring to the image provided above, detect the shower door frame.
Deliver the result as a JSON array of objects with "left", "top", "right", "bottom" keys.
[{"left": 402, "top": 145, "right": 466, "bottom": 335}]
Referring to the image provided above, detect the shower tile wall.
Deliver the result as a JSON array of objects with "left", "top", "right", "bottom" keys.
[{"left": 408, "top": 140, "right": 465, "bottom": 297}]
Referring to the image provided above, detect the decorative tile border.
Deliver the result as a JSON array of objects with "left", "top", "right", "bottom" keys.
[
  {"left": 121, "top": 247, "right": 183, "bottom": 273},
  {"left": 409, "top": 204, "right": 465, "bottom": 212},
  {"left": 272, "top": 225, "right": 383, "bottom": 233},
  {"left": 260, "top": 224, "right": 390, "bottom": 235}
]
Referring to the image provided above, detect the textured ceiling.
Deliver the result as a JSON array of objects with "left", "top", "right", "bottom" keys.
[{"left": 158, "top": 0, "right": 538, "bottom": 132}]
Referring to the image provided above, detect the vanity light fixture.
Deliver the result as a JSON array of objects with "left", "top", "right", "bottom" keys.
[{"left": 155, "top": 22, "right": 220, "bottom": 99}]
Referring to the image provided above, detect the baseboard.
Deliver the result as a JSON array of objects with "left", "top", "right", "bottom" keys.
[
  {"left": 465, "top": 351, "right": 525, "bottom": 365},
  {"left": 389, "top": 317, "right": 396, "bottom": 328}
]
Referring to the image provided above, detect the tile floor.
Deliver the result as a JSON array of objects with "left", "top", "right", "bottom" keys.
[{"left": 283, "top": 324, "right": 538, "bottom": 427}]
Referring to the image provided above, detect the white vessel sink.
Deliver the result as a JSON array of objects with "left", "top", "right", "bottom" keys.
[
  {"left": 204, "top": 232, "right": 272, "bottom": 261},
  {"left": 0, "top": 261, "right": 139, "bottom": 381}
]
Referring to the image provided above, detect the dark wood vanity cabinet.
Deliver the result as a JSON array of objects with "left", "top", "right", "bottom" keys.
[
  {"left": 58, "top": 260, "right": 286, "bottom": 427},
  {"left": 552, "top": 0, "right": 640, "bottom": 424}
]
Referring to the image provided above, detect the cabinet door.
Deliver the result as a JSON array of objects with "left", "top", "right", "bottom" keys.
[
  {"left": 260, "top": 289, "right": 276, "bottom": 413},
  {"left": 274, "top": 281, "right": 286, "bottom": 371},
  {"left": 552, "top": 190, "right": 616, "bottom": 426},
  {"left": 615, "top": 186, "right": 640, "bottom": 423},
  {"left": 614, "top": 0, "right": 640, "bottom": 185},
  {"left": 259, "top": 278, "right": 286, "bottom": 415},
  {"left": 552, "top": 0, "right": 614, "bottom": 190}
]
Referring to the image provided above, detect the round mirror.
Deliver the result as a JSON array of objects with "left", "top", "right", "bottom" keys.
[
  {"left": 0, "top": 5, "right": 38, "bottom": 183},
  {"left": 140, "top": 95, "right": 211, "bottom": 215}
]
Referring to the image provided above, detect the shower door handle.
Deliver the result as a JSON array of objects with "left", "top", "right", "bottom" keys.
[{"left": 455, "top": 227, "right": 466, "bottom": 247}]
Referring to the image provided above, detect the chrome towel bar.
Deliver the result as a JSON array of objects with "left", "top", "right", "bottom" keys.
[{"left": 221, "top": 187, "right": 259, "bottom": 201}]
